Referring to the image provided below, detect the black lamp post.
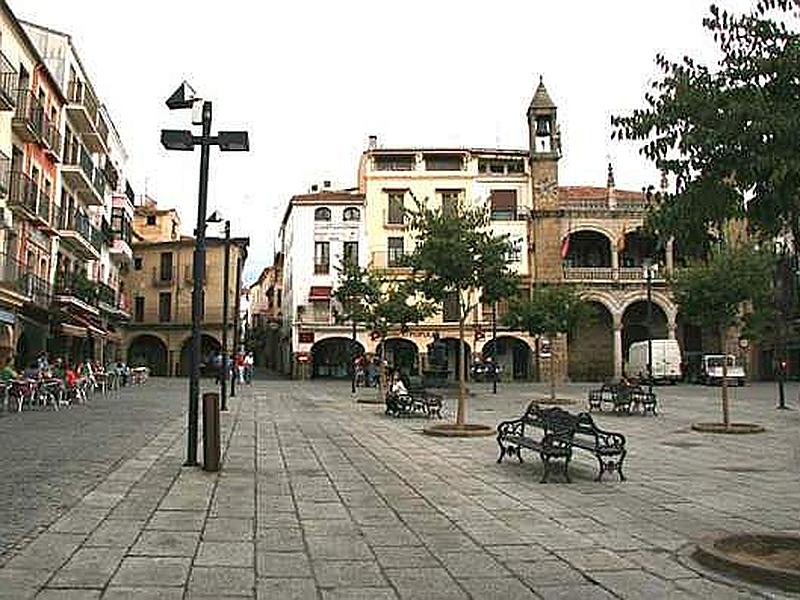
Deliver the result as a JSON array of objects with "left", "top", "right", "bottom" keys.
[
  {"left": 207, "top": 212, "right": 230, "bottom": 411},
  {"left": 643, "top": 258, "right": 654, "bottom": 396},
  {"left": 231, "top": 252, "right": 243, "bottom": 398},
  {"left": 351, "top": 318, "right": 357, "bottom": 394},
  {"left": 161, "top": 81, "right": 249, "bottom": 467}
]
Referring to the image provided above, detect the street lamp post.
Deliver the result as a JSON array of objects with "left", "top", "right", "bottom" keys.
[
  {"left": 231, "top": 252, "right": 243, "bottom": 398},
  {"left": 644, "top": 259, "right": 654, "bottom": 396},
  {"left": 161, "top": 81, "right": 249, "bottom": 467},
  {"left": 351, "top": 318, "right": 357, "bottom": 394}
]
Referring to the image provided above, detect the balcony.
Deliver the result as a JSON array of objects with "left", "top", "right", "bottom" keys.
[
  {"left": 562, "top": 266, "right": 667, "bottom": 283},
  {"left": 66, "top": 79, "right": 107, "bottom": 152},
  {"left": 41, "top": 117, "right": 61, "bottom": 161},
  {"left": 57, "top": 210, "right": 100, "bottom": 260},
  {"left": 370, "top": 251, "right": 412, "bottom": 270},
  {"left": 0, "top": 254, "right": 51, "bottom": 306},
  {"left": 53, "top": 272, "right": 99, "bottom": 314},
  {"left": 152, "top": 267, "right": 174, "bottom": 287},
  {"left": 0, "top": 51, "right": 16, "bottom": 110},
  {"left": 12, "top": 89, "right": 44, "bottom": 143},
  {"left": 8, "top": 170, "right": 38, "bottom": 219},
  {"left": 0, "top": 150, "right": 10, "bottom": 198},
  {"left": 61, "top": 141, "right": 104, "bottom": 206}
]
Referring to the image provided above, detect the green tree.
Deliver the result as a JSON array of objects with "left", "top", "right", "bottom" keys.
[
  {"left": 613, "top": 1, "right": 800, "bottom": 255},
  {"left": 503, "top": 285, "right": 591, "bottom": 402},
  {"left": 404, "top": 195, "right": 518, "bottom": 426},
  {"left": 670, "top": 245, "right": 772, "bottom": 428},
  {"left": 332, "top": 258, "right": 433, "bottom": 394}
]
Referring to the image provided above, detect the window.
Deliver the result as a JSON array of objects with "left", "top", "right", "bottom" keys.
[
  {"left": 159, "top": 252, "right": 173, "bottom": 281},
  {"left": 343, "top": 207, "right": 360, "bottom": 221},
  {"left": 134, "top": 257, "right": 143, "bottom": 271},
  {"left": 146, "top": 214, "right": 156, "bottom": 225},
  {"left": 490, "top": 190, "right": 517, "bottom": 221},
  {"left": 387, "top": 237, "right": 404, "bottom": 267},
  {"left": 314, "top": 241, "right": 330, "bottom": 274},
  {"left": 374, "top": 154, "right": 415, "bottom": 171},
  {"left": 343, "top": 241, "right": 358, "bottom": 266},
  {"left": 424, "top": 154, "right": 463, "bottom": 171},
  {"left": 438, "top": 190, "right": 461, "bottom": 217},
  {"left": 134, "top": 296, "right": 144, "bottom": 322},
  {"left": 443, "top": 291, "right": 460, "bottom": 323},
  {"left": 387, "top": 191, "right": 405, "bottom": 225},
  {"left": 478, "top": 159, "right": 525, "bottom": 175},
  {"left": 312, "top": 301, "right": 330, "bottom": 323},
  {"left": 314, "top": 207, "right": 331, "bottom": 221},
  {"left": 158, "top": 292, "right": 172, "bottom": 322}
]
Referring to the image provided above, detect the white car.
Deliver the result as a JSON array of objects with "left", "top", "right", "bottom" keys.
[{"left": 701, "top": 354, "right": 745, "bottom": 386}]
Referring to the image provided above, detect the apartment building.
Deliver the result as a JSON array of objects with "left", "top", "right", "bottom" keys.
[
  {"left": 280, "top": 79, "right": 683, "bottom": 381},
  {"left": 122, "top": 198, "right": 248, "bottom": 377},
  {"left": 278, "top": 185, "right": 366, "bottom": 378}
]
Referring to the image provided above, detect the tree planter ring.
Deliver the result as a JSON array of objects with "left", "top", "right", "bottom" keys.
[
  {"left": 691, "top": 422, "right": 765, "bottom": 434},
  {"left": 422, "top": 423, "right": 495, "bottom": 437}
]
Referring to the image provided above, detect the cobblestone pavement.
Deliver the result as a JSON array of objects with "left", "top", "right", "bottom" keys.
[
  {"left": 1, "top": 377, "right": 799, "bottom": 599},
  {"left": 0, "top": 379, "right": 187, "bottom": 561}
]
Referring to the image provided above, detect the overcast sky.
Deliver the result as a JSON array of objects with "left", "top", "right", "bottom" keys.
[{"left": 16, "top": 0, "right": 755, "bottom": 282}]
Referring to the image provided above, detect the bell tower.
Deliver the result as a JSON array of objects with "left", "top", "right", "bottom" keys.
[{"left": 527, "top": 76, "right": 561, "bottom": 210}]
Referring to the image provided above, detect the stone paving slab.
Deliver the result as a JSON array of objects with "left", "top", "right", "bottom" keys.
[{"left": 2, "top": 379, "right": 800, "bottom": 599}]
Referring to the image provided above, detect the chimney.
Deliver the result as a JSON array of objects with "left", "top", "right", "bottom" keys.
[
  {"left": 368, "top": 135, "right": 378, "bottom": 150},
  {"left": 311, "top": 184, "right": 319, "bottom": 193},
  {"left": 323, "top": 180, "right": 331, "bottom": 189}
]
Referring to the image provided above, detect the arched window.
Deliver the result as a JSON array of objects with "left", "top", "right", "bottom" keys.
[
  {"left": 343, "top": 207, "right": 360, "bottom": 221},
  {"left": 314, "top": 207, "right": 331, "bottom": 221}
]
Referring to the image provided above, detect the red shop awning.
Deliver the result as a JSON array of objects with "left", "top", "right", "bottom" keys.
[{"left": 308, "top": 286, "right": 332, "bottom": 301}]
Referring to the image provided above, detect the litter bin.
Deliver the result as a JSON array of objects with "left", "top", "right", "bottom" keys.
[{"left": 202, "top": 392, "right": 220, "bottom": 472}]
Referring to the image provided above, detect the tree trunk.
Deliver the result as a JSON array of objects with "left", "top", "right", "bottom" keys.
[
  {"left": 549, "top": 337, "right": 557, "bottom": 402},
  {"left": 376, "top": 337, "right": 387, "bottom": 403},
  {"left": 456, "top": 315, "right": 466, "bottom": 426},
  {"left": 720, "top": 327, "right": 730, "bottom": 429}
]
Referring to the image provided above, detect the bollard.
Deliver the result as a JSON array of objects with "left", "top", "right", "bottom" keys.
[{"left": 202, "top": 392, "right": 220, "bottom": 472}]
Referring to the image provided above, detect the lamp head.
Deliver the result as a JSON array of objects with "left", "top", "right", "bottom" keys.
[
  {"left": 160, "top": 129, "right": 195, "bottom": 151},
  {"left": 218, "top": 131, "right": 250, "bottom": 152},
  {"left": 206, "top": 210, "right": 224, "bottom": 223},
  {"left": 166, "top": 81, "right": 198, "bottom": 110}
]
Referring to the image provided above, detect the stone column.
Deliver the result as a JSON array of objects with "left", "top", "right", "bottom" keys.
[
  {"left": 613, "top": 315, "right": 623, "bottom": 381},
  {"left": 666, "top": 238, "right": 675, "bottom": 274}
]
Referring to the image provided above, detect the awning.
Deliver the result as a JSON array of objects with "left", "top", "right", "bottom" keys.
[
  {"left": 308, "top": 286, "right": 332, "bottom": 301},
  {"left": 0, "top": 308, "right": 16, "bottom": 325},
  {"left": 60, "top": 323, "right": 88, "bottom": 338}
]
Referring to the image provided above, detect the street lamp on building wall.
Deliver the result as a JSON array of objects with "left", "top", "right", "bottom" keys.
[{"left": 161, "top": 81, "right": 249, "bottom": 467}]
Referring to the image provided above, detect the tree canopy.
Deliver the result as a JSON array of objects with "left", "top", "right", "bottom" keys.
[{"left": 612, "top": 1, "right": 800, "bottom": 255}]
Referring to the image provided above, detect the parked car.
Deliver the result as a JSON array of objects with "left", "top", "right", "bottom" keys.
[
  {"left": 701, "top": 354, "right": 746, "bottom": 386},
  {"left": 471, "top": 360, "right": 502, "bottom": 382}
]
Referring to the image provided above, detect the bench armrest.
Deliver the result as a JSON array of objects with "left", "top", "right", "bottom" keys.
[{"left": 497, "top": 417, "right": 526, "bottom": 439}]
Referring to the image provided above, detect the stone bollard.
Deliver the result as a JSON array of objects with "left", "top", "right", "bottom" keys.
[{"left": 202, "top": 392, "right": 220, "bottom": 472}]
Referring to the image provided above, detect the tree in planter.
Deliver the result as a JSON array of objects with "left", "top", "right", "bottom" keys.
[
  {"left": 503, "top": 285, "right": 591, "bottom": 402},
  {"left": 332, "top": 259, "right": 433, "bottom": 396},
  {"left": 612, "top": 0, "right": 800, "bottom": 394},
  {"left": 403, "top": 196, "right": 518, "bottom": 427},
  {"left": 670, "top": 245, "right": 772, "bottom": 429}
]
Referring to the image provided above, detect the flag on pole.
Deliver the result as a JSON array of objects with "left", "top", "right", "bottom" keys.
[
  {"left": 617, "top": 222, "right": 627, "bottom": 253},
  {"left": 560, "top": 235, "right": 570, "bottom": 259}
]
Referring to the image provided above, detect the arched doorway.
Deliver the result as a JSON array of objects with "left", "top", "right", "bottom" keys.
[
  {"left": 439, "top": 337, "right": 471, "bottom": 381},
  {"left": 179, "top": 334, "right": 222, "bottom": 377},
  {"left": 481, "top": 336, "right": 531, "bottom": 380},
  {"left": 622, "top": 301, "right": 668, "bottom": 362},
  {"left": 564, "top": 230, "right": 612, "bottom": 268},
  {"left": 568, "top": 301, "right": 614, "bottom": 382},
  {"left": 128, "top": 334, "right": 168, "bottom": 376},
  {"left": 376, "top": 338, "right": 419, "bottom": 375},
  {"left": 310, "top": 337, "right": 364, "bottom": 378}
]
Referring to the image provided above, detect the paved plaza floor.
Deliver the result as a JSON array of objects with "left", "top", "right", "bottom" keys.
[{"left": 1, "top": 377, "right": 799, "bottom": 599}]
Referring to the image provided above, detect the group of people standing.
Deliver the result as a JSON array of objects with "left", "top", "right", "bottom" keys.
[{"left": 211, "top": 351, "right": 254, "bottom": 385}]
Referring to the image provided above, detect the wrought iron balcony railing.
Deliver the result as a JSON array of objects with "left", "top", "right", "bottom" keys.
[{"left": 8, "top": 170, "right": 38, "bottom": 215}]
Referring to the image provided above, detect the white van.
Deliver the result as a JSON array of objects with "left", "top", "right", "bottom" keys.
[{"left": 626, "top": 339, "right": 682, "bottom": 384}]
